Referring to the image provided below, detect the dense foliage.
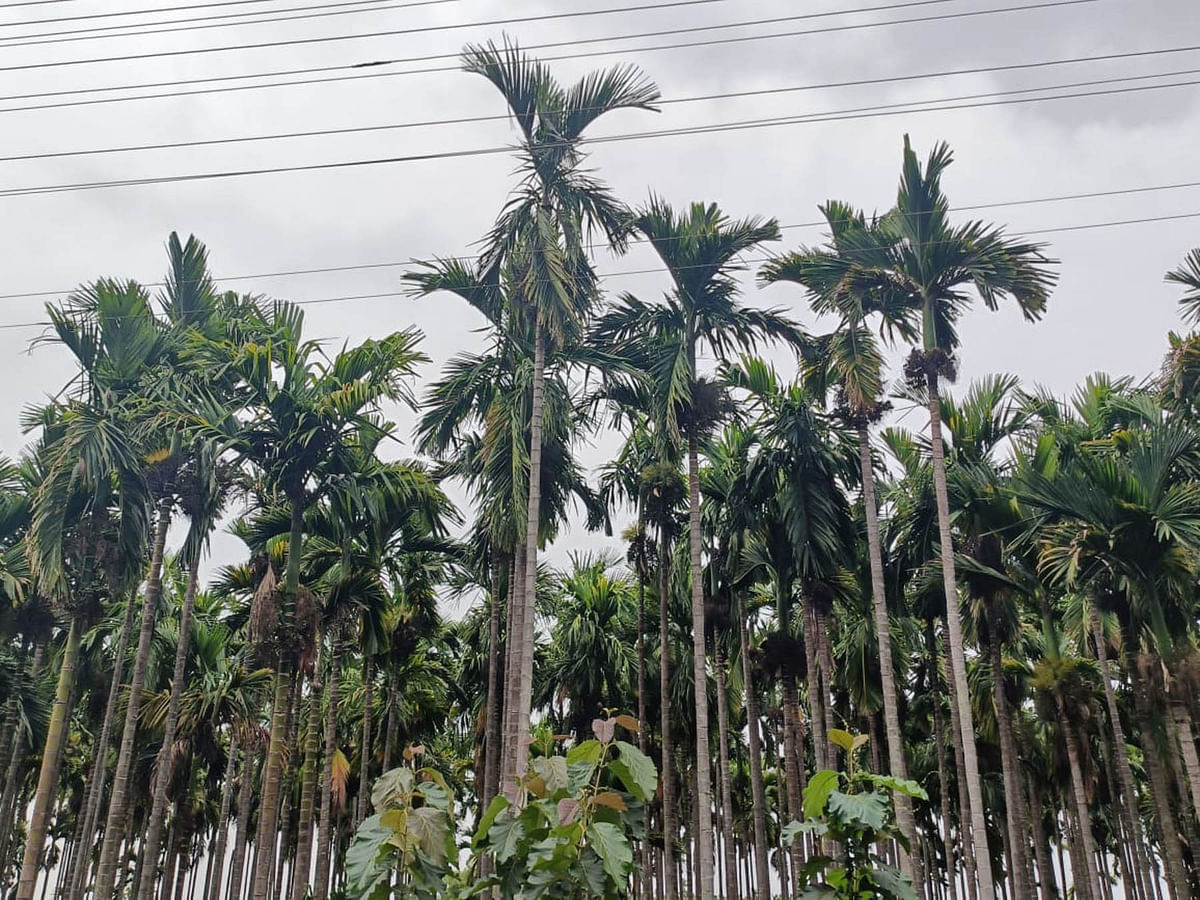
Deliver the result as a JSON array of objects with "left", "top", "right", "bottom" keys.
[{"left": 3, "top": 38, "right": 1200, "bottom": 900}]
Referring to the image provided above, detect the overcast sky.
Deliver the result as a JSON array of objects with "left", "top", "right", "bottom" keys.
[{"left": 2, "top": 0, "right": 1198, "bottom": 599}]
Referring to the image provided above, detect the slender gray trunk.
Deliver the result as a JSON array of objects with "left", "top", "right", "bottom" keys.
[
  {"left": 737, "top": 608, "right": 770, "bottom": 900},
  {"left": 67, "top": 596, "right": 137, "bottom": 900},
  {"left": 686, "top": 432, "right": 715, "bottom": 900},
  {"left": 943, "top": 616, "right": 978, "bottom": 900},
  {"left": 659, "top": 527, "right": 677, "bottom": 900},
  {"left": 1057, "top": 693, "right": 1101, "bottom": 900},
  {"left": 636, "top": 541, "right": 652, "bottom": 899},
  {"left": 139, "top": 552, "right": 203, "bottom": 900},
  {"left": 1089, "top": 609, "right": 1149, "bottom": 900},
  {"left": 931, "top": 676, "right": 959, "bottom": 900},
  {"left": 206, "top": 733, "right": 239, "bottom": 900},
  {"left": 355, "top": 656, "right": 373, "bottom": 827},
  {"left": 93, "top": 495, "right": 175, "bottom": 900},
  {"left": 714, "top": 642, "right": 738, "bottom": 900},
  {"left": 313, "top": 649, "right": 340, "bottom": 900},
  {"left": 292, "top": 667, "right": 322, "bottom": 900},
  {"left": 507, "top": 316, "right": 546, "bottom": 798},
  {"left": 15, "top": 619, "right": 82, "bottom": 900},
  {"left": 228, "top": 748, "right": 255, "bottom": 900},
  {"left": 858, "top": 425, "right": 917, "bottom": 880},
  {"left": 926, "top": 372, "right": 994, "bottom": 898},
  {"left": 989, "top": 622, "right": 1032, "bottom": 900}
]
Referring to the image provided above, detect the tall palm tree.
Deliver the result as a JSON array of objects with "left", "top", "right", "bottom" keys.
[
  {"left": 1019, "top": 420, "right": 1200, "bottom": 899},
  {"left": 20, "top": 279, "right": 164, "bottom": 900},
  {"left": 455, "top": 39, "right": 659, "bottom": 796},
  {"left": 197, "top": 305, "right": 427, "bottom": 900},
  {"left": 596, "top": 201, "right": 801, "bottom": 898},
  {"left": 760, "top": 200, "right": 924, "bottom": 877},
  {"left": 822, "top": 136, "right": 1057, "bottom": 891}
]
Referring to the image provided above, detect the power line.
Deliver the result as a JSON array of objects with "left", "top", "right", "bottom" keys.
[
  {"left": 4, "top": 49, "right": 1195, "bottom": 162},
  {"left": 3, "top": 177, "right": 1199, "bottom": 302},
  {"left": 5, "top": 73, "right": 1197, "bottom": 198},
  {"left": 0, "top": 0, "right": 737, "bottom": 48},
  {"left": 0, "top": 0, "right": 77, "bottom": 8},
  {"left": 0, "top": 1, "right": 1105, "bottom": 114},
  {"left": 0, "top": 0, "right": 1092, "bottom": 74},
  {"left": 0, "top": 0, "right": 435, "bottom": 33},
  {"left": 1, "top": 208, "right": 1197, "bottom": 333}
]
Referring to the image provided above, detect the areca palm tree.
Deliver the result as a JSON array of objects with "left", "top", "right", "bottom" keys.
[
  {"left": 760, "top": 199, "right": 924, "bottom": 876},
  {"left": 816, "top": 136, "right": 1057, "bottom": 891},
  {"left": 596, "top": 201, "right": 801, "bottom": 898},
  {"left": 454, "top": 40, "right": 659, "bottom": 797},
  {"left": 19, "top": 277, "right": 166, "bottom": 900},
  {"left": 1019, "top": 419, "right": 1200, "bottom": 899},
  {"left": 197, "top": 304, "right": 427, "bottom": 900}
]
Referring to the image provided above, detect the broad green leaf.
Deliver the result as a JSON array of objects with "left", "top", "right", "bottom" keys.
[
  {"left": 781, "top": 819, "right": 828, "bottom": 845},
  {"left": 344, "top": 814, "right": 392, "bottom": 896},
  {"left": 828, "top": 790, "right": 888, "bottom": 832},
  {"left": 566, "top": 739, "right": 602, "bottom": 765},
  {"left": 827, "top": 729, "right": 856, "bottom": 754},
  {"left": 370, "top": 766, "right": 413, "bottom": 812},
  {"left": 487, "top": 810, "right": 525, "bottom": 863},
  {"left": 408, "top": 805, "right": 450, "bottom": 864},
  {"left": 864, "top": 773, "right": 929, "bottom": 801},
  {"left": 472, "top": 794, "right": 508, "bottom": 848},
  {"left": 803, "top": 769, "right": 840, "bottom": 820},
  {"left": 579, "top": 849, "right": 608, "bottom": 895},
  {"left": 567, "top": 760, "right": 597, "bottom": 794},
  {"left": 609, "top": 740, "right": 657, "bottom": 802},
  {"left": 588, "top": 820, "right": 632, "bottom": 883},
  {"left": 873, "top": 863, "right": 920, "bottom": 900},
  {"left": 531, "top": 755, "right": 569, "bottom": 794}
]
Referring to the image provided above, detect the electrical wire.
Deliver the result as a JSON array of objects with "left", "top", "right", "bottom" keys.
[
  {"left": 4, "top": 73, "right": 1197, "bottom": 198},
  {"left": 0, "top": 0, "right": 1092, "bottom": 74},
  {"left": 3, "top": 176, "right": 1199, "bottom": 299},
  {"left": 0, "top": 0, "right": 740, "bottom": 47},
  {"left": 0, "top": 0, "right": 439, "bottom": 35},
  {"left": 0, "top": 208, "right": 1196, "bottom": 333},
  {"left": 3, "top": 51, "right": 1195, "bottom": 162}
]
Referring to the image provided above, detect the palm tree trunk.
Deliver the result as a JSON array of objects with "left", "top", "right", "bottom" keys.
[
  {"left": 1027, "top": 773, "right": 1057, "bottom": 900},
  {"left": 251, "top": 666, "right": 291, "bottom": 900},
  {"left": 67, "top": 595, "right": 137, "bottom": 900},
  {"left": 1056, "top": 691, "right": 1101, "bottom": 900},
  {"left": 1169, "top": 696, "right": 1200, "bottom": 825},
  {"left": 801, "top": 597, "right": 826, "bottom": 773},
  {"left": 381, "top": 667, "right": 398, "bottom": 773},
  {"left": 942, "top": 616, "right": 978, "bottom": 900},
  {"left": 926, "top": 372, "right": 994, "bottom": 898},
  {"left": 500, "top": 544, "right": 524, "bottom": 803},
  {"left": 659, "top": 526, "right": 678, "bottom": 900},
  {"left": 139, "top": 552, "right": 203, "bottom": 900},
  {"left": 714, "top": 642, "right": 738, "bottom": 900},
  {"left": 931, "top": 679, "right": 959, "bottom": 900},
  {"left": 206, "top": 732, "right": 239, "bottom": 900},
  {"left": 508, "top": 315, "right": 547, "bottom": 799},
  {"left": 858, "top": 425, "right": 918, "bottom": 880},
  {"left": 1131, "top": 665, "right": 1187, "bottom": 900},
  {"left": 989, "top": 624, "right": 1032, "bottom": 900},
  {"left": 482, "top": 559, "right": 507, "bottom": 814},
  {"left": 0, "top": 644, "right": 43, "bottom": 886},
  {"left": 93, "top": 495, "right": 174, "bottom": 900},
  {"left": 780, "top": 674, "right": 805, "bottom": 877},
  {"left": 228, "top": 748, "right": 256, "bottom": 900},
  {"left": 314, "top": 649, "right": 340, "bottom": 900},
  {"left": 686, "top": 431, "right": 715, "bottom": 900},
  {"left": 292, "top": 669, "right": 321, "bottom": 900},
  {"left": 355, "top": 655, "right": 373, "bottom": 827},
  {"left": 636, "top": 539, "right": 652, "bottom": 900},
  {"left": 15, "top": 618, "right": 81, "bottom": 900},
  {"left": 1088, "top": 609, "right": 1150, "bottom": 900},
  {"left": 737, "top": 606, "right": 770, "bottom": 900}
]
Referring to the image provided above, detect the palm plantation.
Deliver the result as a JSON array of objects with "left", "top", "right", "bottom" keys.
[{"left": 4, "top": 41, "right": 1200, "bottom": 900}]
